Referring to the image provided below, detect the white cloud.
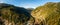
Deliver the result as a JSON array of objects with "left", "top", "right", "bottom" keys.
[
  {"left": 0, "top": 0, "right": 4, "bottom": 3},
  {"left": 19, "top": 4, "right": 36, "bottom": 9}
]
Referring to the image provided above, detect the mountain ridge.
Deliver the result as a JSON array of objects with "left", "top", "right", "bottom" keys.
[{"left": 31, "top": 2, "right": 60, "bottom": 25}]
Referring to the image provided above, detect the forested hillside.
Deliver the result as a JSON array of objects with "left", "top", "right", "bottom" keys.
[
  {"left": 0, "top": 2, "right": 60, "bottom": 25},
  {"left": 0, "top": 3, "right": 35, "bottom": 25},
  {"left": 31, "top": 2, "right": 60, "bottom": 25}
]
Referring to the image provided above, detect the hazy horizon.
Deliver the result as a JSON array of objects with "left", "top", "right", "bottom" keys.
[{"left": 0, "top": 0, "right": 60, "bottom": 8}]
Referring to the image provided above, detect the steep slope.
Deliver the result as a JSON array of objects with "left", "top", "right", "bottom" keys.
[
  {"left": 0, "top": 3, "right": 34, "bottom": 25},
  {"left": 31, "top": 2, "right": 60, "bottom": 25}
]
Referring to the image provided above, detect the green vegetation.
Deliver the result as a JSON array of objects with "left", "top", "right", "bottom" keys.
[
  {"left": 0, "top": 3, "right": 35, "bottom": 25},
  {"left": 31, "top": 2, "right": 60, "bottom": 25},
  {"left": 1, "top": 2, "right": 60, "bottom": 25}
]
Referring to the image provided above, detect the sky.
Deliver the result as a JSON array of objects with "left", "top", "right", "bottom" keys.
[{"left": 0, "top": 0, "right": 60, "bottom": 8}]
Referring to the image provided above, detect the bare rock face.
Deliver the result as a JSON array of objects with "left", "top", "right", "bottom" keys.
[
  {"left": 31, "top": 2, "right": 60, "bottom": 25},
  {"left": 0, "top": 3, "right": 34, "bottom": 25}
]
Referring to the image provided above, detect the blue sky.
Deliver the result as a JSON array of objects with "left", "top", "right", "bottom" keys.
[{"left": 0, "top": 0, "right": 60, "bottom": 8}]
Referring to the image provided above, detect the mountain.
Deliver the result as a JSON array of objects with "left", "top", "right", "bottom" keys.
[
  {"left": 31, "top": 2, "right": 60, "bottom": 25},
  {"left": 0, "top": 3, "right": 35, "bottom": 25},
  {"left": 26, "top": 8, "right": 34, "bottom": 13}
]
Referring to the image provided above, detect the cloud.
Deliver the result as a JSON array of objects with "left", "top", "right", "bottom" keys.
[{"left": 0, "top": 0, "right": 4, "bottom": 3}]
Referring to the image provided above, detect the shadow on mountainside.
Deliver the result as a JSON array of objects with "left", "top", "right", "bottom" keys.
[{"left": 0, "top": 3, "right": 35, "bottom": 25}]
